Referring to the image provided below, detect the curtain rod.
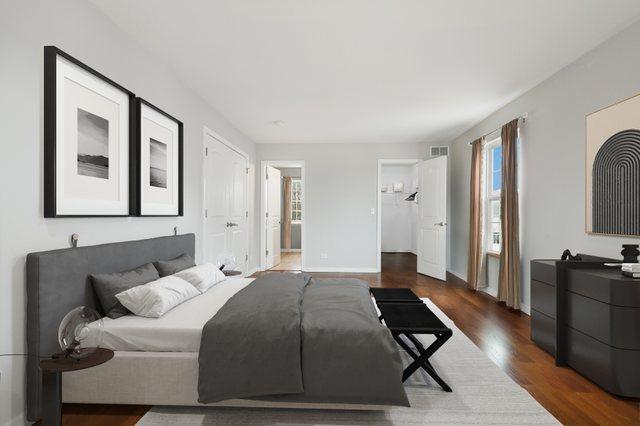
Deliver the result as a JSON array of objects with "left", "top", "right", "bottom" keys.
[{"left": 467, "top": 113, "right": 528, "bottom": 146}]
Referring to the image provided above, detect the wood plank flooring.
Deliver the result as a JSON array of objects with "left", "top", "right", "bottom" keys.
[
  {"left": 268, "top": 251, "right": 301, "bottom": 271},
  {"left": 61, "top": 253, "right": 640, "bottom": 425}
]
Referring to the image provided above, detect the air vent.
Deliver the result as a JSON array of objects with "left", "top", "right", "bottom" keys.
[{"left": 430, "top": 146, "right": 449, "bottom": 157}]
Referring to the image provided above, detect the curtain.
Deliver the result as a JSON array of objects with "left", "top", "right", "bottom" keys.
[
  {"left": 283, "top": 177, "right": 292, "bottom": 250},
  {"left": 467, "top": 137, "right": 485, "bottom": 290},
  {"left": 498, "top": 119, "right": 521, "bottom": 309}
]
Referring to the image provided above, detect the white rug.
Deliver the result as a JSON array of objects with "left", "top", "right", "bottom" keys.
[{"left": 137, "top": 299, "right": 558, "bottom": 425}]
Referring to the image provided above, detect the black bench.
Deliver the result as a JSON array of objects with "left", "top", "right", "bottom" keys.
[
  {"left": 370, "top": 287, "right": 422, "bottom": 303},
  {"left": 377, "top": 301, "right": 453, "bottom": 392}
]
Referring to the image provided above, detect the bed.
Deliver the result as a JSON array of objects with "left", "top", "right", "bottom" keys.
[{"left": 26, "top": 234, "right": 407, "bottom": 422}]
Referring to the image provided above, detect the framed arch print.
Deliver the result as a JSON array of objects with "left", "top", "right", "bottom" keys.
[
  {"left": 586, "top": 93, "right": 640, "bottom": 236},
  {"left": 44, "top": 46, "right": 135, "bottom": 217},
  {"left": 136, "top": 98, "right": 183, "bottom": 216}
]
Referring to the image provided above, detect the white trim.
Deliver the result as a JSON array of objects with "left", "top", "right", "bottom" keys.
[
  {"left": 260, "top": 160, "right": 306, "bottom": 271},
  {"left": 202, "top": 126, "right": 252, "bottom": 273},
  {"left": 480, "top": 286, "right": 498, "bottom": 298},
  {"left": 377, "top": 158, "right": 422, "bottom": 272},
  {"left": 381, "top": 249, "right": 416, "bottom": 253},
  {"left": 303, "top": 267, "right": 378, "bottom": 273}
]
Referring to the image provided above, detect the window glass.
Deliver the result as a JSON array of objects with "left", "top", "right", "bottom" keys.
[
  {"left": 492, "top": 146, "right": 502, "bottom": 192},
  {"left": 485, "top": 139, "right": 502, "bottom": 253},
  {"left": 291, "top": 179, "right": 302, "bottom": 222}
]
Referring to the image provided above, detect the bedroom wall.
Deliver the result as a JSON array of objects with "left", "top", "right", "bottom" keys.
[
  {"left": 447, "top": 19, "right": 640, "bottom": 313},
  {"left": 0, "top": 0, "right": 257, "bottom": 424},
  {"left": 256, "top": 142, "right": 428, "bottom": 271}
]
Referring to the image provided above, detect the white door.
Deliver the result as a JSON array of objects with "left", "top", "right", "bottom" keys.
[
  {"left": 203, "top": 134, "right": 248, "bottom": 273},
  {"left": 417, "top": 156, "right": 447, "bottom": 280},
  {"left": 265, "top": 166, "right": 282, "bottom": 269}
]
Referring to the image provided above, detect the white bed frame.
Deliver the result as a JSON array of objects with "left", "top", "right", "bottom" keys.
[{"left": 63, "top": 351, "right": 392, "bottom": 411}]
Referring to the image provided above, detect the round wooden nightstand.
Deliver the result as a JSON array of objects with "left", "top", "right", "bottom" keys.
[{"left": 39, "top": 348, "right": 114, "bottom": 426}]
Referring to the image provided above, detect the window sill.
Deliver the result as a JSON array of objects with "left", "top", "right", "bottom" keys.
[{"left": 487, "top": 251, "right": 501, "bottom": 259}]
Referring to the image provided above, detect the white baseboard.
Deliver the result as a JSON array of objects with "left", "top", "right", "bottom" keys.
[
  {"left": 381, "top": 249, "right": 415, "bottom": 254},
  {"left": 303, "top": 267, "right": 378, "bottom": 273},
  {"left": 447, "top": 269, "right": 468, "bottom": 283},
  {"left": 480, "top": 286, "right": 498, "bottom": 298},
  {"left": 245, "top": 267, "right": 259, "bottom": 276}
]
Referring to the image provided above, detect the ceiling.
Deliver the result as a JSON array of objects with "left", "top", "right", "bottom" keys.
[{"left": 91, "top": 1, "right": 640, "bottom": 144}]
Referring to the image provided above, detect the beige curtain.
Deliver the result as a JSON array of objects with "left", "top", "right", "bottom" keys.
[
  {"left": 467, "top": 137, "right": 484, "bottom": 290},
  {"left": 498, "top": 119, "right": 521, "bottom": 309},
  {"left": 283, "top": 177, "right": 292, "bottom": 250}
]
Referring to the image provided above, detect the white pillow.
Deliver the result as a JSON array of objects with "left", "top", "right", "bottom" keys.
[
  {"left": 174, "top": 262, "right": 226, "bottom": 293},
  {"left": 115, "top": 276, "right": 200, "bottom": 318}
]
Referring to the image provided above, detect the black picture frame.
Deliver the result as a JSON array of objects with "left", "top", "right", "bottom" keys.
[
  {"left": 44, "top": 46, "right": 136, "bottom": 217},
  {"left": 135, "top": 98, "right": 184, "bottom": 217}
]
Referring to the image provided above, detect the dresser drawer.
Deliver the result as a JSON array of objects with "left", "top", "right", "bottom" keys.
[
  {"left": 531, "top": 309, "right": 555, "bottom": 356},
  {"left": 531, "top": 279, "right": 556, "bottom": 318},
  {"left": 531, "top": 260, "right": 556, "bottom": 285}
]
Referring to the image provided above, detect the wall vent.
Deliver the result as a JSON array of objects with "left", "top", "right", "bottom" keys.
[{"left": 430, "top": 146, "right": 449, "bottom": 157}]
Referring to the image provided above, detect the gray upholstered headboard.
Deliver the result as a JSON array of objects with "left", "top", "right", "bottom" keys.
[{"left": 26, "top": 233, "right": 195, "bottom": 421}]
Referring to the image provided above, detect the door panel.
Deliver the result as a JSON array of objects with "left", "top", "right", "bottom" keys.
[
  {"left": 417, "top": 156, "right": 447, "bottom": 280},
  {"left": 204, "top": 134, "right": 248, "bottom": 274},
  {"left": 266, "top": 166, "right": 282, "bottom": 269}
]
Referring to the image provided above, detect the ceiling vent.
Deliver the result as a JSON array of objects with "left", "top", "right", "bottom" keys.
[{"left": 430, "top": 146, "right": 449, "bottom": 157}]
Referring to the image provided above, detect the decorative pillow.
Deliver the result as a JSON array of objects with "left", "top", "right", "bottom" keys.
[
  {"left": 175, "top": 263, "right": 227, "bottom": 293},
  {"left": 115, "top": 275, "right": 200, "bottom": 318},
  {"left": 91, "top": 263, "right": 160, "bottom": 319},
  {"left": 154, "top": 253, "right": 196, "bottom": 277}
]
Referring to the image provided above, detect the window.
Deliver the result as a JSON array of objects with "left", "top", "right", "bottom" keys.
[
  {"left": 291, "top": 178, "right": 302, "bottom": 222},
  {"left": 485, "top": 138, "right": 502, "bottom": 253}
]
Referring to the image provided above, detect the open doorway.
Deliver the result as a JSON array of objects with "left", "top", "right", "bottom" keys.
[
  {"left": 261, "top": 161, "right": 305, "bottom": 272},
  {"left": 377, "top": 160, "right": 420, "bottom": 273}
]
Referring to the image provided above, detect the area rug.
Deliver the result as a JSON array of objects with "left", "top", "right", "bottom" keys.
[{"left": 137, "top": 299, "right": 558, "bottom": 425}]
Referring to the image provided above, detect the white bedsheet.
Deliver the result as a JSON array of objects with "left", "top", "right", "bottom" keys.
[{"left": 89, "top": 277, "right": 254, "bottom": 352}]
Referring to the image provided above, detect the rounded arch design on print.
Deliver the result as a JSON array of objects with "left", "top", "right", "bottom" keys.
[{"left": 592, "top": 129, "right": 640, "bottom": 236}]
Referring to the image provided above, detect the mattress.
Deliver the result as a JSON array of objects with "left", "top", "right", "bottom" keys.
[{"left": 88, "top": 277, "right": 254, "bottom": 352}]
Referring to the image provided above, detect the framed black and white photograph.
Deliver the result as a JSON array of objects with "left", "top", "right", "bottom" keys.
[
  {"left": 136, "top": 98, "right": 183, "bottom": 216},
  {"left": 44, "top": 46, "right": 135, "bottom": 217}
]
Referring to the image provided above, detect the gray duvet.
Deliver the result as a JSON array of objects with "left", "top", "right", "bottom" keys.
[{"left": 198, "top": 273, "right": 409, "bottom": 406}]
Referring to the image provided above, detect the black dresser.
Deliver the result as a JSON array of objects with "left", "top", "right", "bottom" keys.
[{"left": 530, "top": 256, "right": 640, "bottom": 397}]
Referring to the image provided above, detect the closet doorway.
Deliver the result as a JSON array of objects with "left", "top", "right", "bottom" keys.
[
  {"left": 260, "top": 161, "right": 305, "bottom": 271},
  {"left": 377, "top": 159, "right": 421, "bottom": 273}
]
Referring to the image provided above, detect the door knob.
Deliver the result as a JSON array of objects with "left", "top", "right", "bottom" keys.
[
  {"left": 435, "top": 222, "right": 447, "bottom": 227},
  {"left": 227, "top": 222, "right": 238, "bottom": 227}
]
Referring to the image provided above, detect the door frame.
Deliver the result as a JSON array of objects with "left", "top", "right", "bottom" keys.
[
  {"left": 376, "top": 158, "right": 422, "bottom": 272},
  {"left": 260, "top": 160, "right": 306, "bottom": 271},
  {"left": 202, "top": 126, "right": 253, "bottom": 274}
]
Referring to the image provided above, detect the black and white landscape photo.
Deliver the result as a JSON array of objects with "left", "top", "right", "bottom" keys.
[
  {"left": 149, "top": 138, "right": 167, "bottom": 188},
  {"left": 77, "top": 108, "right": 109, "bottom": 179}
]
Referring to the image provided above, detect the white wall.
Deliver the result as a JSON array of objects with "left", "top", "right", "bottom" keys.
[
  {"left": 0, "top": 0, "right": 257, "bottom": 424},
  {"left": 448, "top": 19, "right": 640, "bottom": 313},
  {"left": 257, "top": 143, "right": 427, "bottom": 271},
  {"left": 381, "top": 165, "right": 417, "bottom": 253}
]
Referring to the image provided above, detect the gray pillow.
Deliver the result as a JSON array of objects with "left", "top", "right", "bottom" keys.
[
  {"left": 91, "top": 263, "right": 160, "bottom": 318},
  {"left": 154, "top": 253, "right": 196, "bottom": 277}
]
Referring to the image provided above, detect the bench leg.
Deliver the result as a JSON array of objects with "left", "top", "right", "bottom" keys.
[{"left": 393, "top": 331, "right": 453, "bottom": 392}]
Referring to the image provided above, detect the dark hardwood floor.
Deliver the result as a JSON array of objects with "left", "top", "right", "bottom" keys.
[{"left": 62, "top": 253, "right": 640, "bottom": 425}]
